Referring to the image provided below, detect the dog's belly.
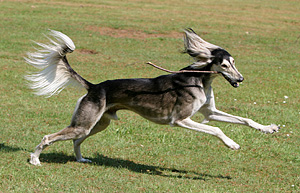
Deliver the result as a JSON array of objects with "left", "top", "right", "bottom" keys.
[
  {"left": 106, "top": 97, "right": 204, "bottom": 126},
  {"left": 128, "top": 105, "right": 175, "bottom": 125},
  {"left": 106, "top": 103, "right": 174, "bottom": 125},
  {"left": 138, "top": 116, "right": 171, "bottom": 125},
  {"left": 136, "top": 111, "right": 173, "bottom": 125}
]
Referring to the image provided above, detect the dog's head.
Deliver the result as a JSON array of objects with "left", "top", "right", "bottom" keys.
[{"left": 183, "top": 28, "right": 244, "bottom": 88}]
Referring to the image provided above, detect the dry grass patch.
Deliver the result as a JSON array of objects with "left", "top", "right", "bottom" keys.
[{"left": 86, "top": 26, "right": 182, "bottom": 39}]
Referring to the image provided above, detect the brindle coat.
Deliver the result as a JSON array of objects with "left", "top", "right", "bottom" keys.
[{"left": 26, "top": 29, "right": 279, "bottom": 166}]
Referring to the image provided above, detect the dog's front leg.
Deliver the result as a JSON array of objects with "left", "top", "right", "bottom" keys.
[
  {"left": 175, "top": 118, "right": 240, "bottom": 150},
  {"left": 201, "top": 87, "right": 279, "bottom": 133},
  {"left": 202, "top": 108, "right": 280, "bottom": 134}
]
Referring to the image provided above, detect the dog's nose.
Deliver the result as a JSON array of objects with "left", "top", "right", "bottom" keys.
[{"left": 239, "top": 77, "right": 244, "bottom": 82}]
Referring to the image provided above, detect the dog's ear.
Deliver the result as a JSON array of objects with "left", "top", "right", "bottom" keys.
[{"left": 183, "top": 28, "right": 221, "bottom": 68}]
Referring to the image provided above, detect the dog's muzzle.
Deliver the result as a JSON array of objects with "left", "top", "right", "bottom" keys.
[
  {"left": 222, "top": 73, "right": 244, "bottom": 88},
  {"left": 232, "top": 76, "right": 244, "bottom": 88}
]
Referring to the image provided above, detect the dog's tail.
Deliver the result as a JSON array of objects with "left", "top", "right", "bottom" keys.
[{"left": 25, "top": 30, "right": 93, "bottom": 97}]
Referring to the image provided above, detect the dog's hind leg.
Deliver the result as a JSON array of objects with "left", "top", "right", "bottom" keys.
[
  {"left": 73, "top": 116, "right": 111, "bottom": 163},
  {"left": 30, "top": 94, "right": 106, "bottom": 166},
  {"left": 175, "top": 118, "right": 240, "bottom": 150},
  {"left": 30, "top": 125, "right": 92, "bottom": 165}
]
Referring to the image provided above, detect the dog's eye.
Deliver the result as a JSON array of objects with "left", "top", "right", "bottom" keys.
[{"left": 221, "top": 64, "right": 228, "bottom": 68}]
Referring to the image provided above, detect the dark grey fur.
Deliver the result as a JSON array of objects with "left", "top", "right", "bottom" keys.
[{"left": 29, "top": 29, "right": 279, "bottom": 165}]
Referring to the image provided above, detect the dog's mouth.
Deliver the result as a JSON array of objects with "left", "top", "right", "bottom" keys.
[
  {"left": 221, "top": 73, "right": 242, "bottom": 88},
  {"left": 232, "top": 82, "right": 239, "bottom": 88}
]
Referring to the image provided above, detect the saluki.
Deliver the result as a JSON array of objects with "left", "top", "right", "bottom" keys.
[{"left": 25, "top": 29, "right": 279, "bottom": 165}]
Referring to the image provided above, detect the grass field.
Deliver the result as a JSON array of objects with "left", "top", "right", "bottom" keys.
[{"left": 0, "top": 0, "right": 299, "bottom": 192}]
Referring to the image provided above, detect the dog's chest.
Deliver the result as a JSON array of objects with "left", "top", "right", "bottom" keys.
[
  {"left": 191, "top": 99, "right": 202, "bottom": 114},
  {"left": 185, "top": 87, "right": 207, "bottom": 117}
]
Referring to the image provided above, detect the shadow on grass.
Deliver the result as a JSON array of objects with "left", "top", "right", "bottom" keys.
[
  {"left": 39, "top": 152, "right": 232, "bottom": 181},
  {"left": 0, "top": 143, "right": 28, "bottom": 152}
]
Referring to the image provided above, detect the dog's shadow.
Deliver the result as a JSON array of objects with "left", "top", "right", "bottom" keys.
[
  {"left": 39, "top": 152, "right": 232, "bottom": 181},
  {"left": 0, "top": 143, "right": 231, "bottom": 180},
  {"left": 0, "top": 143, "right": 28, "bottom": 152}
]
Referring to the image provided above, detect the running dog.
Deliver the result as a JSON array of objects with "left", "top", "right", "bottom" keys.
[{"left": 25, "top": 29, "right": 279, "bottom": 165}]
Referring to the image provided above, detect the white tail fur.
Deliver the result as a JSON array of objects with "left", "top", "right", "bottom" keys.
[{"left": 25, "top": 30, "right": 80, "bottom": 97}]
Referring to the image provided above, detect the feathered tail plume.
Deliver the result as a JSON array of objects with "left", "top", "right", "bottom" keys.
[
  {"left": 25, "top": 30, "right": 92, "bottom": 97},
  {"left": 183, "top": 28, "right": 221, "bottom": 68}
]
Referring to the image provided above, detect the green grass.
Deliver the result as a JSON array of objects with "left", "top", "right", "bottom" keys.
[{"left": 0, "top": 0, "right": 299, "bottom": 192}]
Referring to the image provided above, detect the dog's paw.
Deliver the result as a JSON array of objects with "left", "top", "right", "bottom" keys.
[
  {"left": 229, "top": 142, "right": 241, "bottom": 150},
  {"left": 261, "top": 124, "right": 280, "bottom": 134},
  {"left": 224, "top": 138, "right": 241, "bottom": 150},
  {"left": 30, "top": 153, "right": 41, "bottom": 166},
  {"left": 77, "top": 158, "right": 92, "bottom": 163}
]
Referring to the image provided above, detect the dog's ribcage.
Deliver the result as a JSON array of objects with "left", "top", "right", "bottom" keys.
[{"left": 100, "top": 73, "right": 207, "bottom": 125}]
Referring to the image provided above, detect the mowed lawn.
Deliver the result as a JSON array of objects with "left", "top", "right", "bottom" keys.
[{"left": 0, "top": 0, "right": 299, "bottom": 192}]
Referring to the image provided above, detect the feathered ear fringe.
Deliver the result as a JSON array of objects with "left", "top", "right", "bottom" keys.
[{"left": 183, "top": 28, "right": 220, "bottom": 68}]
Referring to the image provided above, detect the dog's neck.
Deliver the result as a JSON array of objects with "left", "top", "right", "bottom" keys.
[{"left": 179, "top": 63, "right": 217, "bottom": 92}]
